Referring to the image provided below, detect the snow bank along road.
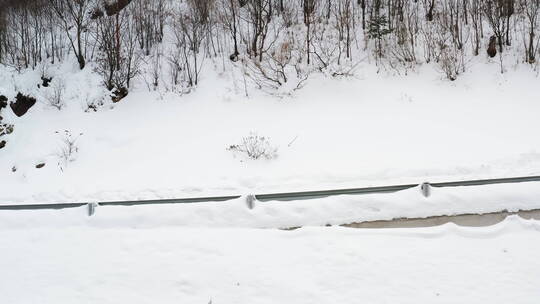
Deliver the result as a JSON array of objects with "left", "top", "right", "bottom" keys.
[
  {"left": 1, "top": 175, "right": 540, "bottom": 229},
  {"left": 2, "top": 178, "right": 540, "bottom": 303},
  {"left": 1, "top": 216, "right": 539, "bottom": 304}
]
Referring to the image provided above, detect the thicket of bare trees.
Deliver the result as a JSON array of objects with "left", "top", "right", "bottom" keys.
[{"left": 0, "top": 0, "right": 539, "bottom": 95}]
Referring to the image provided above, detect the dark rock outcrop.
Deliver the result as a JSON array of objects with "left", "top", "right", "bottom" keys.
[
  {"left": 10, "top": 93, "right": 36, "bottom": 117},
  {"left": 0, "top": 95, "right": 7, "bottom": 109},
  {"left": 0, "top": 123, "right": 13, "bottom": 136},
  {"left": 112, "top": 87, "right": 128, "bottom": 103},
  {"left": 41, "top": 76, "right": 52, "bottom": 87},
  {"left": 104, "top": 0, "right": 133, "bottom": 16},
  {"left": 90, "top": 0, "right": 133, "bottom": 20},
  {"left": 487, "top": 36, "right": 497, "bottom": 58}
]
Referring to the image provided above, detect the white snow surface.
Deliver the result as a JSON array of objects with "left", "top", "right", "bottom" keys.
[
  {"left": 1, "top": 182, "right": 539, "bottom": 229},
  {"left": 1, "top": 58, "right": 540, "bottom": 215},
  {"left": 1, "top": 216, "right": 540, "bottom": 304}
]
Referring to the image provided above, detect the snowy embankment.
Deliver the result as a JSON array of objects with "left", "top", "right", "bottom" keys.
[
  {"left": 1, "top": 59, "right": 540, "bottom": 220},
  {"left": 1, "top": 216, "right": 539, "bottom": 304}
]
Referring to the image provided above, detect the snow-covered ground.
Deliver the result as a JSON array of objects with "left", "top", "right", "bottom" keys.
[
  {"left": 2, "top": 55, "right": 540, "bottom": 304},
  {"left": 3, "top": 3, "right": 540, "bottom": 302},
  {"left": 1, "top": 181, "right": 540, "bottom": 229},
  {"left": 1, "top": 216, "right": 539, "bottom": 304},
  {"left": 1, "top": 58, "right": 540, "bottom": 207}
]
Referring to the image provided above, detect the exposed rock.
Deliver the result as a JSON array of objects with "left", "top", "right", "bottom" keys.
[
  {"left": 90, "top": 0, "right": 133, "bottom": 19},
  {"left": 41, "top": 76, "right": 52, "bottom": 88},
  {"left": 0, "top": 140, "right": 5, "bottom": 149},
  {"left": 10, "top": 93, "right": 37, "bottom": 117},
  {"left": 11, "top": 166, "right": 16, "bottom": 172},
  {"left": 90, "top": 8, "right": 104, "bottom": 20},
  {"left": 0, "top": 123, "right": 13, "bottom": 136},
  {"left": 104, "top": 0, "right": 133, "bottom": 16},
  {"left": 0, "top": 95, "right": 7, "bottom": 109},
  {"left": 112, "top": 87, "right": 128, "bottom": 103},
  {"left": 487, "top": 36, "right": 497, "bottom": 58},
  {"left": 35, "top": 163, "right": 46, "bottom": 169}
]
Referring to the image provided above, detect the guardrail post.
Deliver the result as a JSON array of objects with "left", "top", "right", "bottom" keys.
[
  {"left": 87, "top": 202, "right": 98, "bottom": 216},
  {"left": 420, "top": 182, "right": 431, "bottom": 198},
  {"left": 246, "top": 194, "right": 256, "bottom": 209}
]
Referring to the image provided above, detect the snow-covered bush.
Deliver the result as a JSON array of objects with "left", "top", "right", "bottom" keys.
[
  {"left": 0, "top": 95, "right": 12, "bottom": 147},
  {"left": 84, "top": 94, "right": 106, "bottom": 112},
  {"left": 422, "top": 20, "right": 467, "bottom": 81},
  {"left": 56, "top": 130, "right": 82, "bottom": 171},
  {"left": 436, "top": 43, "right": 466, "bottom": 81},
  {"left": 43, "top": 78, "right": 66, "bottom": 110},
  {"left": 228, "top": 132, "right": 278, "bottom": 160}
]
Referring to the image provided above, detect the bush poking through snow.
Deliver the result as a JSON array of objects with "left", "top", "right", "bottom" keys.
[
  {"left": 56, "top": 130, "right": 82, "bottom": 171},
  {"left": 228, "top": 133, "right": 278, "bottom": 160},
  {"left": 0, "top": 95, "right": 9, "bottom": 139},
  {"left": 0, "top": 124, "right": 14, "bottom": 137},
  {"left": 84, "top": 93, "right": 106, "bottom": 112},
  {"left": 44, "top": 78, "right": 66, "bottom": 110},
  {"left": 0, "top": 94, "right": 14, "bottom": 139},
  {"left": 0, "top": 95, "right": 8, "bottom": 137}
]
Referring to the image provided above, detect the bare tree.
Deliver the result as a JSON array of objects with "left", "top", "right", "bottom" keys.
[
  {"left": 219, "top": 0, "right": 240, "bottom": 60},
  {"left": 425, "top": 0, "right": 436, "bottom": 21},
  {"left": 171, "top": 2, "right": 208, "bottom": 88},
  {"left": 469, "top": 0, "right": 483, "bottom": 56},
  {"left": 132, "top": 0, "right": 168, "bottom": 56},
  {"left": 94, "top": 4, "right": 140, "bottom": 100},
  {"left": 303, "top": 0, "right": 319, "bottom": 64},
  {"left": 50, "top": 0, "right": 93, "bottom": 69},
  {"left": 424, "top": 10, "right": 467, "bottom": 80},
  {"left": 0, "top": 0, "right": 58, "bottom": 70},
  {"left": 334, "top": 0, "right": 355, "bottom": 63},
  {"left": 520, "top": 0, "right": 540, "bottom": 63},
  {"left": 483, "top": 0, "right": 513, "bottom": 52},
  {"left": 245, "top": 0, "right": 273, "bottom": 61},
  {"left": 0, "top": 4, "right": 6, "bottom": 63}
]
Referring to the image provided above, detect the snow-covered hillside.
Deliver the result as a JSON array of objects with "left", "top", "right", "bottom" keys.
[{"left": 1, "top": 58, "right": 540, "bottom": 205}]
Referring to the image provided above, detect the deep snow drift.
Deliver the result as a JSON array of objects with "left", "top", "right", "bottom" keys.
[
  {"left": 1, "top": 216, "right": 539, "bottom": 304},
  {"left": 1, "top": 57, "right": 540, "bottom": 208}
]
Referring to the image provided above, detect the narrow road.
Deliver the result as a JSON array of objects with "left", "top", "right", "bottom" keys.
[{"left": 343, "top": 209, "right": 540, "bottom": 229}]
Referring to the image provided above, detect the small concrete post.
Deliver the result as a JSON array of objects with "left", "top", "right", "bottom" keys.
[
  {"left": 87, "top": 202, "right": 98, "bottom": 216},
  {"left": 246, "top": 194, "right": 256, "bottom": 209},
  {"left": 420, "top": 182, "right": 431, "bottom": 198}
]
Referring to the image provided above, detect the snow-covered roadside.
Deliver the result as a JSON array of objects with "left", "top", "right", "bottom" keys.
[
  {"left": 1, "top": 216, "right": 539, "bottom": 304},
  {"left": 2, "top": 181, "right": 540, "bottom": 229},
  {"left": 1, "top": 58, "right": 540, "bottom": 205}
]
